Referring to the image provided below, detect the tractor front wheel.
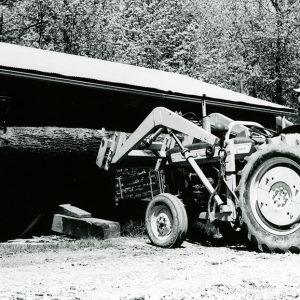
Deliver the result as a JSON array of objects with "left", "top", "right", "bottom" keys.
[
  {"left": 239, "top": 145, "right": 300, "bottom": 252},
  {"left": 145, "top": 193, "right": 188, "bottom": 248}
]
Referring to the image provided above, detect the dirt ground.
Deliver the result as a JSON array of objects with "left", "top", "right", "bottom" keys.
[{"left": 1, "top": 236, "right": 300, "bottom": 300}]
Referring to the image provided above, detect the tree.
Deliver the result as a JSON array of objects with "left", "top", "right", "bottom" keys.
[{"left": 190, "top": 0, "right": 300, "bottom": 107}]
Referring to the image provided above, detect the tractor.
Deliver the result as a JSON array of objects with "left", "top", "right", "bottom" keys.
[{"left": 97, "top": 106, "right": 300, "bottom": 253}]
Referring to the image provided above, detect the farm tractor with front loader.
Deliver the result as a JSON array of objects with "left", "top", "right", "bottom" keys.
[{"left": 97, "top": 106, "right": 300, "bottom": 253}]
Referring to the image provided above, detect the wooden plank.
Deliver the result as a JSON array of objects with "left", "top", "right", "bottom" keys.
[
  {"left": 58, "top": 204, "right": 91, "bottom": 218},
  {"left": 118, "top": 177, "right": 157, "bottom": 189},
  {"left": 118, "top": 172, "right": 148, "bottom": 183},
  {"left": 51, "top": 214, "right": 120, "bottom": 239},
  {"left": 118, "top": 190, "right": 160, "bottom": 200}
]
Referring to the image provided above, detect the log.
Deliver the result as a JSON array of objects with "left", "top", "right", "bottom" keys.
[{"left": 0, "top": 127, "right": 107, "bottom": 156}]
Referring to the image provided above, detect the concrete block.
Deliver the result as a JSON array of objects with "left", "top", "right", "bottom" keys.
[{"left": 51, "top": 214, "right": 120, "bottom": 239}]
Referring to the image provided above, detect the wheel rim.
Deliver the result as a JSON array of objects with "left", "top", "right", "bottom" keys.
[
  {"left": 249, "top": 157, "right": 300, "bottom": 235},
  {"left": 150, "top": 204, "right": 173, "bottom": 241}
]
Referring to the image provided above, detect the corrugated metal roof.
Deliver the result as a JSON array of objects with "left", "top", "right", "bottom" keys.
[{"left": 0, "top": 42, "right": 294, "bottom": 114}]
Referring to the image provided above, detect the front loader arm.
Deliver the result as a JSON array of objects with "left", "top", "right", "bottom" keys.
[
  {"left": 111, "top": 107, "right": 219, "bottom": 165},
  {"left": 97, "top": 106, "right": 224, "bottom": 206}
]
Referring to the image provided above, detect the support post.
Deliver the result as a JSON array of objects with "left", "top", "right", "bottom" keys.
[
  {"left": 202, "top": 95, "right": 211, "bottom": 132},
  {"left": 281, "top": 116, "right": 286, "bottom": 129}
]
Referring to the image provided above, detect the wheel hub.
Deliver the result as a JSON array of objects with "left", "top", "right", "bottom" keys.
[
  {"left": 270, "top": 182, "right": 291, "bottom": 208},
  {"left": 156, "top": 213, "right": 171, "bottom": 235},
  {"left": 150, "top": 205, "right": 173, "bottom": 240},
  {"left": 257, "top": 166, "right": 300, "bottom": 227}
]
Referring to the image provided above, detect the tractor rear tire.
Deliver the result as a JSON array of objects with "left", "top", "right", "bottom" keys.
[
  {"left": 145, "top": 193, "right": 188, "bottom": 248},
  {"left": 239, "top": 145, "right": 300, "bottom": 253}
]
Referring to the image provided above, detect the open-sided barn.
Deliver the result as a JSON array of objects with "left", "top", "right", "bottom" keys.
[{"left": 0, "top": 42, "right": 295, "bottom": 129}]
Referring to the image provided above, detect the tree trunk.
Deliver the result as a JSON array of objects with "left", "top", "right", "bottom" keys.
[{"left": 0, "top": 127, "right": 106, "bottom": 156}]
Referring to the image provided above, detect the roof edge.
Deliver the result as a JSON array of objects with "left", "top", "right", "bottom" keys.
[{"left": 0, "top": 67, "right": 296, "bottom": 117}]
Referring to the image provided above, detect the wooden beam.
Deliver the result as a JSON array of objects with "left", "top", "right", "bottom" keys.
[
  {"left": 58, "top": 204, "right": 91, "bottom": 218},
  {"left": 51, "top": 214, "right": 120, "bottom": 239}
]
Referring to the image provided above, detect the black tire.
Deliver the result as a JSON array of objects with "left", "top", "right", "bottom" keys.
[
  {"left": 239, "top": 145, "right": 300, "bottom": 253},
  {"left": 145, "top": 193, "right": 188, "bottom": 248}
]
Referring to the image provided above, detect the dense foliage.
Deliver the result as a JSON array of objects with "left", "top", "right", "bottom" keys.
[{"left": 0, "top": 0, "right": 299, "bottom": 108}]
